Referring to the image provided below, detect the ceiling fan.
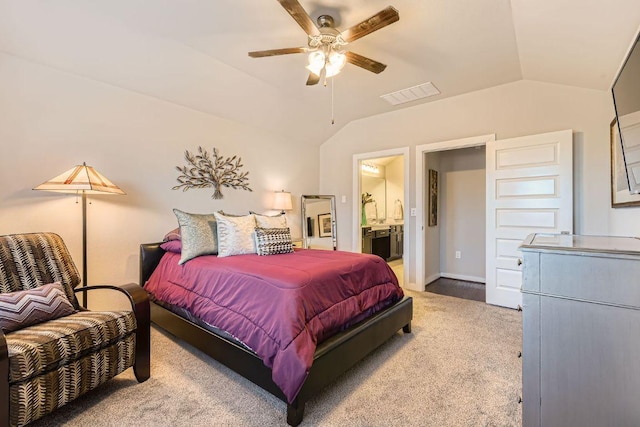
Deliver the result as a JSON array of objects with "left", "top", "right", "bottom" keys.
[{"left": 248, "top": 0, "right": 399, "bottom": 86}]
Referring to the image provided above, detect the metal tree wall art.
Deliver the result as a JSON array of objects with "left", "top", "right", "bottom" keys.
[{"left": 173, "top": 146, "right": 252, "bottom": 199}]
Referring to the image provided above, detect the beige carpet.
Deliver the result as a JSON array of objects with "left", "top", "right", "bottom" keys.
[{"left": 31, "top": 290, "right": 523, "bottom": 426}]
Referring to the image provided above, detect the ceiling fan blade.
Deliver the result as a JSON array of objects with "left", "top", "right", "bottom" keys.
[
  {"left": 276, "top": 0, "right": 320, "bottom": 36},
  {"left": 248, "top": 47, "right": 307, "bottom": 58},
  {"left": 341, "top": 6, "right": 399, "bottom": 43},
  {"left": 306, "top": 73, "right": 320, "bottom": 86},
  {"left": 345, "top": 51, "right": 387, "bottom": 74}
]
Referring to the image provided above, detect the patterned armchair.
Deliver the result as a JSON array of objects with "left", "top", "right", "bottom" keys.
[{"left": 0, "top": 232, "right": 150, "bottom": 427}]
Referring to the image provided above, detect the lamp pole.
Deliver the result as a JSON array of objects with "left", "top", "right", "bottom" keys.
[{"left": 81, "top": 191, "right": 88, "bottom": 307}]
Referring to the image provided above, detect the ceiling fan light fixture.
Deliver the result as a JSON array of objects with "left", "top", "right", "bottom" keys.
[
  {"left": 328, "top": 50, "right": 346, "bottom": 70},
  {"left": 306, "top": 50, "right": 326, "bottom": 76},
  {"left": 306, "top": 49, "right": 346, "bottom": 78}
]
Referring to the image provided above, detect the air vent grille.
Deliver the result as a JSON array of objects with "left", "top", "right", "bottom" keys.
[{"left": 380, "top": 82, "right": 440, "bottom": 106}]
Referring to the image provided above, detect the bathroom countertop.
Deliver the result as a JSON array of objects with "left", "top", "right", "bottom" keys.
[{"left": 361, "top": 222, "right": 403, "bottom": 229}]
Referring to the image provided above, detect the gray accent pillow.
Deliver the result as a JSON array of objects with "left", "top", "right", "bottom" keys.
[
  {"left": 214, "top": 212, "right": 257, "bottom": 257},
  {"left": 173, "top": 209, "right": 218, "bottom": 264}
]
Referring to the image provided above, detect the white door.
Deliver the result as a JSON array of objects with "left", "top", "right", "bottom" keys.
[{"left": 486, "top": 129, "right": 573, "bottom": 308}]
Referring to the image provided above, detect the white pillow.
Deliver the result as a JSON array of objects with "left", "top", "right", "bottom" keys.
[
  {"left": 214, "top": 212, "right": 257, "bottom": 257},
  {"left": 255, "top": 213, "right": 287, "bottom": 229}
]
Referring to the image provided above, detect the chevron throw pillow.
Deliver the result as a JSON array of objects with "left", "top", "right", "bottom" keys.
[
  {"left": 254, "top": 227, "right": 294, "bottom": 256},
  {"left": 0, "top": 282, "right": 76, "bottom": 333}
]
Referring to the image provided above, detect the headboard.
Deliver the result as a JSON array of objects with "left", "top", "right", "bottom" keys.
[{"left": 139, "top": 242, "right": 165, "bottom": 286}]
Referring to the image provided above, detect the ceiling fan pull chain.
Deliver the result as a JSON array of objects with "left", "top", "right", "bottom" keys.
[{"left": 331, "top": 77, "right": 335, "bottom": 125}]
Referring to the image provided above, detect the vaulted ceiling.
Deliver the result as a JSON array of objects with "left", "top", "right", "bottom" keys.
[{"left": 1, "top": 0, "right": 639, "bottom": 145}]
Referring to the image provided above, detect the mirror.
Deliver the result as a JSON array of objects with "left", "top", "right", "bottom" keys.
[
  {"left": 612, "top": 32, "right": 640, "bottom": 193},
  {"left": 301, "top": 195, "right": 337, "bottom": 250}
]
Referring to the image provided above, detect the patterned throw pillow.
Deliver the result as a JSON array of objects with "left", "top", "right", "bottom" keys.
[
  {"left": 254, "top": 213, "right": 287, "bottom": 229},
  {"left": 214, "top": 212, "right": 257, "bottom": 257},
  {"left": 173, "top": 209, "right": 219, "bottom": 264},
  {"left": 254, "top": 227, "right": 294, "bottom": 256},
  {"left": 0, "top": 282, "right": 76, "bottom": 333}
]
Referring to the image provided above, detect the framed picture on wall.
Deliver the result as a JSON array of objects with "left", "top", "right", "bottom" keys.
[
  {"left": 428, "top": 169, "right": 438, "bottom": 226},
  {"left": 318, "top": 213, "right": 332, "bottom": 237},
  {"left": 611, "top": 118, "right": 640, "bottom": 207}
]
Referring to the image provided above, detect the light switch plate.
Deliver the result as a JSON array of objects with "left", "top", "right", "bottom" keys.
[{"left": 410, "top": 208, "right": 417, "bottom": 216}]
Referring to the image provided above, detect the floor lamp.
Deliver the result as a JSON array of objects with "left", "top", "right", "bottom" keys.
[{"left": 33, "top": 162, "right": 125, "bottom": 307}]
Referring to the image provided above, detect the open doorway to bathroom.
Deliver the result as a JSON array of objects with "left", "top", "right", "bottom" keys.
[{"left": 353, "top": 148, "right": 409, "bottom": 288}]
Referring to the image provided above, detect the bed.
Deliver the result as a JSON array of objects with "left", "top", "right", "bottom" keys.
[{"left": 140, "top": 242, "right": 412, "bottom": 426}]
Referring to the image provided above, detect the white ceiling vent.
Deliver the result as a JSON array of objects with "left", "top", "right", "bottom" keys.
[{"left": 380, "top": 82, "right": 440, "bottom": 106}]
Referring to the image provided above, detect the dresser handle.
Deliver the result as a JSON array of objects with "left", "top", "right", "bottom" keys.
[
  {"left": 518, "top": 396, "right": 522, "bottom": 404},
  {"left": 517, "top": 258, "right": 522, "bottom": 266},
  {"left": 517, "top": 351, "right": 522, "bottom": 358}
]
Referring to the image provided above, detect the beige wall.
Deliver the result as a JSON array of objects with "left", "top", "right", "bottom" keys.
[
  {"left": 439, "top": 147, "right": 486, "bottom": 282},
  {"left": 0, "top": 53, "right": 319, "bottom": 286},
  {"left": 320, "top": 80, "right": 614, "bottom": 290}
]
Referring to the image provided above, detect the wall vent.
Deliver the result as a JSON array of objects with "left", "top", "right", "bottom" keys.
[{"left": 380, "top": 82, "right": 440, "bottom": 106}]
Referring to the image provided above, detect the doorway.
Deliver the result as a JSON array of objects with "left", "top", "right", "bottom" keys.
[
  {"left": 415, "top": 134, "right": 495, "bottom": 299},
  {"left": 424, "top": 146, "right": 487, "bottom": 299},
  {"left": 353, "top": 147, "right": 410, "bottom": 288}
]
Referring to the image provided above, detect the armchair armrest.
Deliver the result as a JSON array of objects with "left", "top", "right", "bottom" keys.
[
  {"left": 74, "top": 283, "right": 148, "bottom": 313},
  {"left": 1, "top": 328, "right": 8, "bottom": 427},
  {"left": 73, "top": 284, "right": 150, "bottom": 382}
]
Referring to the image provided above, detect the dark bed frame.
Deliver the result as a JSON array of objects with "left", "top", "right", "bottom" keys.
[{"left": 140, "top": 242, "right": 413, "bottom": 426}]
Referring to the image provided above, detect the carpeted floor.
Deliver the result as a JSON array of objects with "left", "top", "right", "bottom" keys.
[{"left": 31, "top": 290, "right": 523, "bottom": 426}]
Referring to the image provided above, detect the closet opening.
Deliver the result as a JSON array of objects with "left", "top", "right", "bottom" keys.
[
  {"left": 424, "top": 146, "right": 486, "bottom": 302},
  {"left": 415, "top": 134, "right": 495, "bottom": 301}
]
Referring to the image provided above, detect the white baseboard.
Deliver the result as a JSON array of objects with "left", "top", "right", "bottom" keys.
[
  {"left": 424, "top": 273, "right": 441, "bottom": 288},
  {"left": 440, "top": 273, "right": 486, "bottom": 284},
  {"left": 404, "top": 281, "right": 423, "bottom": 292}
]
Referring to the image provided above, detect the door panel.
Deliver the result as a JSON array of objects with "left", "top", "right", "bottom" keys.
[
  {"left": 486, "top": 129, "right": 573, "bottom": 308},
  {"left": 497, "top": 143, "right": 557, "bottom": 168},
  {"left": 496, "top": 176, "right": 558, "bottom": 198}
]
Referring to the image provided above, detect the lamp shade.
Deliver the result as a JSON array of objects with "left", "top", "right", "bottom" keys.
[
  {"left": 273, "top": 190, "right": 293, "bottom": 211},
  {"left": 33, "top": 163, "right": 125, "bottom": 195}
]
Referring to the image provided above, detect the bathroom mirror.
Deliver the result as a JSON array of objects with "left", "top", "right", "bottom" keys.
[{"left": 301, "top": 195, "right": 337, "bottom": 250}]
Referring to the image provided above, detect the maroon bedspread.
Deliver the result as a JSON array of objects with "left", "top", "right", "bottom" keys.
[{"left": 144, "top": 248, "right": 403, "bottom": 403}]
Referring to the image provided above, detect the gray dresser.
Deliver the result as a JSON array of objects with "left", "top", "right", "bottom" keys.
[{"left": 520, "top": 234, "right": 640, "bottom": 427}]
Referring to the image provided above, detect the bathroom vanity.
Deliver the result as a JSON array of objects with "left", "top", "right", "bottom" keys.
[{"left": 362, "top": 224, "right": 403, "bottom": 261}]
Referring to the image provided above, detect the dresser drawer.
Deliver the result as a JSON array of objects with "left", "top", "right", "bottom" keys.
[{"left": 538, "top": 252, "right": 640, "bottom": 308}]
